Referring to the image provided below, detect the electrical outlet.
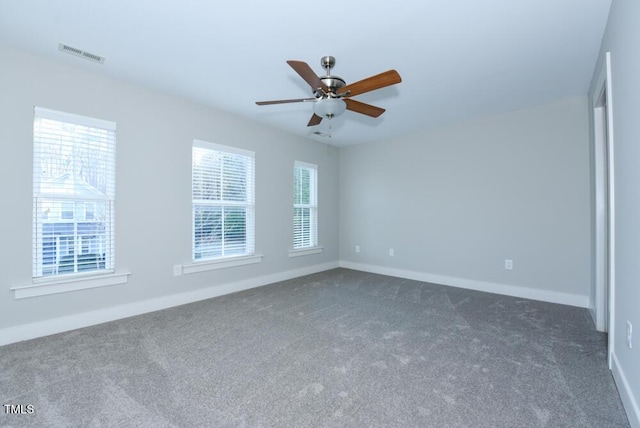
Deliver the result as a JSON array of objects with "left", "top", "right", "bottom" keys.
[
  {"left": 627, "top": 321, "right": 633, "bottom": 349},
  {"left": 389, "top": 248, "right": 394, "bottom": 257},
  {"left": 173, "top": 265, "right": 182, "bottom": 276},
  {"left": 355, "top": 245, "right": 360, "bottom": 253},
  {"left": 505, "top": 259, "right": 513, "bottom": 270}
]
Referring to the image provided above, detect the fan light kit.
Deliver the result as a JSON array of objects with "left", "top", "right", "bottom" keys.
[
  {"left": 256, "top": 56, "right": 401, "bottom": 128},
  {"left": 313, "top": 98, "right": 346, "bottom": 119}
]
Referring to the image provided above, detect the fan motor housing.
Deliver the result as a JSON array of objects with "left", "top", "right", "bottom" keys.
[{"left": 317, "top": 75, "right": 346, "bottom": 96}]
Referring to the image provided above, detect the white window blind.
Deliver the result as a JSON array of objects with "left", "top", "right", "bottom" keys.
[
  {"left": 192, "top": 140, "right": 255, "bottom": 261},
  {"left": 33, "top": 107, "right": 116, "bottom": 278},
  {"left": 293, "top": 161, "right": 318, "bottom": 249}
]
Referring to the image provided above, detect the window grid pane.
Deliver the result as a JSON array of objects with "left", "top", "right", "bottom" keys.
[
  {"left": 33, "top": 108, "right": 116, "bottom": 278},
  {"left": 293, "top": 162, "right": 318, "bottom": 249},
  {"left": 192, "top": 141, "right": 255, "bottom": 261}
]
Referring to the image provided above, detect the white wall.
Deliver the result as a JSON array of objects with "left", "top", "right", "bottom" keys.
[
  {"left": 339, "top": 97, "right": 592, "bottom": 306},
  {"left": 0, "top": 45, "right": 339, "bottom": 334},
  {"left": 591, "top": 0, "right": 640, "bottom": 425}
]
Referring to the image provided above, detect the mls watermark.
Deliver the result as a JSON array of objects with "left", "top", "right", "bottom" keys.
[{"left": 3, "top": 404, "right": 35, "bottom": 414}]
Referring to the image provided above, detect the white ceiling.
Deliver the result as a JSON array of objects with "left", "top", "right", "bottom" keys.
[{"left": 0, "top": 0, "right": 612, "bottom": 146}]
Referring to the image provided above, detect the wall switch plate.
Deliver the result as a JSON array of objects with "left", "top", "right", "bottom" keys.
[
  {"left": 173, "top": 265, "right": 182, "bottom": 276},
  {"left": 355, "top": 245, "right": 360, "bottom": 253},
  {"left": 627, "top": 321, "right": 633, "bottom": 349},
  {"left": 389, "top": 248, "right": 394, "bottom": 257},
  {"left": 505, "top": 259, "right": 513, "bottom": 270}
]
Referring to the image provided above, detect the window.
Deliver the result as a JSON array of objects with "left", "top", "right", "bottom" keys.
[
  {"left": 192, "top": 140, "right": 255, "bottom": 261},
  {"left": 33, "top": 107, "right": 116, "bottom": 278},
  {"left": 293, "top": 161, "right": 318, "bottom": 249}
]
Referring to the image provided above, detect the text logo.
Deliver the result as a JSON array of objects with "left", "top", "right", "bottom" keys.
[{"left": 3, "top": 404, "right": 35, "bottom": 414}]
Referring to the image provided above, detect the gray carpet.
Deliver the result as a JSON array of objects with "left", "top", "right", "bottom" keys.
[{"left": 0, "top": 268, "right": 630, "bottom": 427}]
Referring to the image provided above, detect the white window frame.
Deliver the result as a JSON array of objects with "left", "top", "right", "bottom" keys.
[
  {"left": 12, "top": 107, "right": 129, "bottom": 299},
  {"left": 32, "top": 107, "right": 116, "bottom": 279},
  {"left": 191, "top": 140, "right": 256, "bottom": 266},
  {"left": 290, "top": 161, "right": 322, "bottom": 257}
]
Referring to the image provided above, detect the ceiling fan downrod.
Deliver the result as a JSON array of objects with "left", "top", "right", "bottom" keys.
[
  {"left": 320, "top": 55, "right": 336, "bottom": 75},
  {"left": 317, "top": 55, "right": 346, "bottom": 97}
]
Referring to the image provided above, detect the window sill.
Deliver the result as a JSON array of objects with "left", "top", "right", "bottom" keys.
[
  {"left": 181, "top": 253, "right": 263, "bottom": 274},
  {"left": 11, "top": 272, "right": 131, "bottom": 299},
  {"left": 288, "top": 246, "right": 324, "bottom": 258}
]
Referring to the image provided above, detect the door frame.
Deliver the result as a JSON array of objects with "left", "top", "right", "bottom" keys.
[{"left": 591, "top": 51, "right": 615, "bottom": 368}]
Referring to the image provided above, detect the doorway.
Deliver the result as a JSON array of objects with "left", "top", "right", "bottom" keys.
[{"left": 592, "top": 51, "right": 615, "bottom": 368}]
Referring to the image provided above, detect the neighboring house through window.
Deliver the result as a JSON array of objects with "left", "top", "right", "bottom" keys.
[
  {"left": 33, "top": 107, "right": 116, "bottom": 277},
  {"left": 192, "top": 140, "right": 255, "bottom": 261},
  {"left": 293, "top": 161, "right": 318, "bottom": 249}
]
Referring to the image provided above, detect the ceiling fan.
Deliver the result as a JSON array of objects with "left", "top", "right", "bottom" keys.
[{"left": 256, "top": 56, "right": 402, "bottom": 127}]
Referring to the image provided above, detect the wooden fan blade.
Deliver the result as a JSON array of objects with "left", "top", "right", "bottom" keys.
[
  {"left": 287, "top": 60, "right": 328, "bottom": 93},
  {"left": 256, "top": 98, "right": 316, "bottom": 105},
  {"left": 344, "top": 99, "right": 386, "bottom": 118},
  {"left": 307, "top": 113, "right": 323, "bottom": 127},
  {"left": 338, "top": 70, "right": 402, "bottom": 97}
]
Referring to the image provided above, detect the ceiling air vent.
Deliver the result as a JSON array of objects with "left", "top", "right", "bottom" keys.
[{"left": 58, "top": 43, "right": 105, "bottom": 64}]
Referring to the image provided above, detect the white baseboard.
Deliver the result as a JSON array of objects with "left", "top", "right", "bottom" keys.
[
  {"left": 589, "top": 306, "right": 597, "bottom": 325},
  {"left": 612, "top": 352, "right": 640, "bottom": 428},
  {"left": 339, "top": 261, "right": 589, "bottom": 308},
  {"left": 0, "top": 261, "right": 339, "bottom": 347},
  {"left": 0, "top": 261, "right": 591, "bottom": 347}
]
